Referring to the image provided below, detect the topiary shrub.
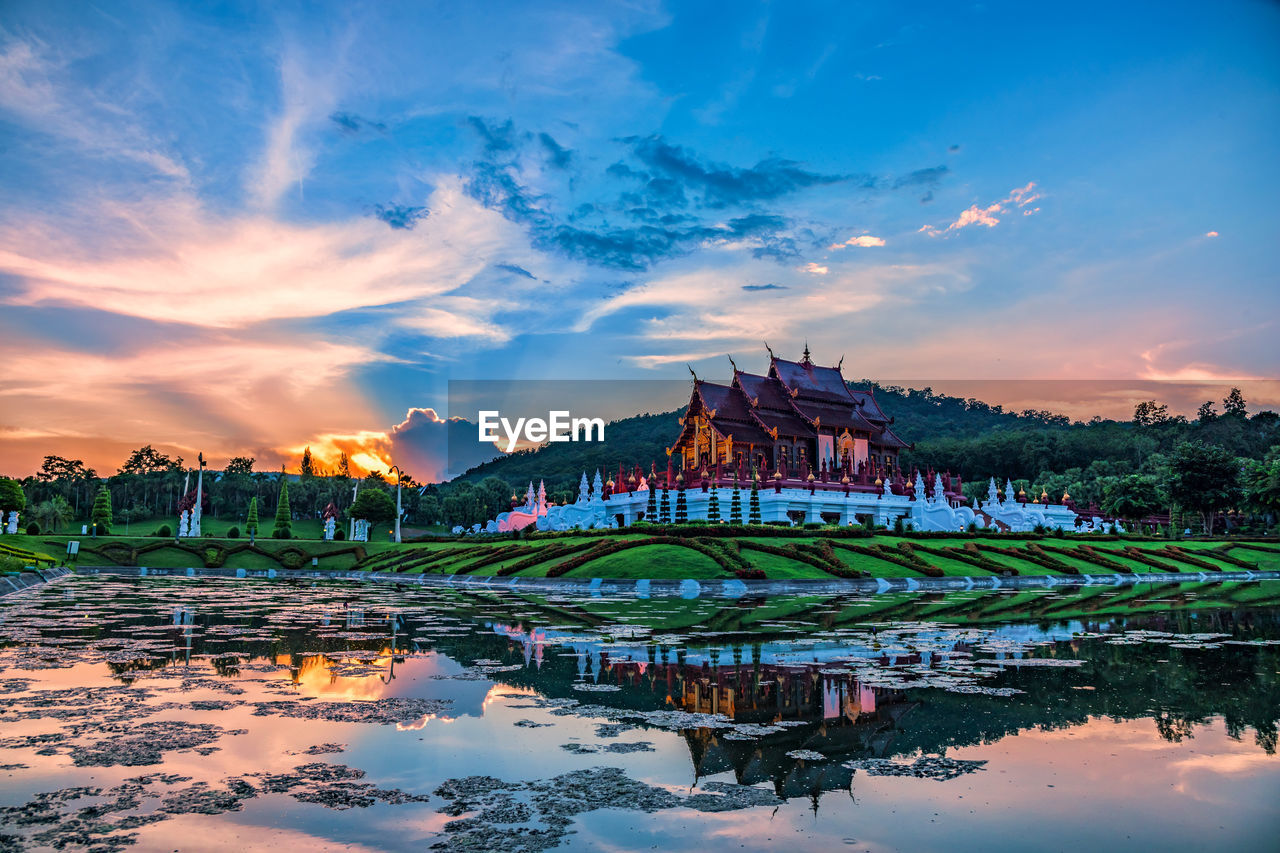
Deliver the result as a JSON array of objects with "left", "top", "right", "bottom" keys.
[
  {"left": 226, "top": 526, "right": 240, "bottom": 539},
  {"left": 272, "top": 528, "right": 291, "bottom": 540},
  {"left": 202, "top": 544, "right": 228, "bottom": 568},
  {"left": 25, "top": 522, "right": 39, "bottom": 535},
  {"left": 335, "top": 529, "right": 346, "bottom": 540},
  {"left": 277, "top": 546, "right": 308, "bottom": 570},
  {"left": 154, "top": 524, "right": 172, "bottom": 538}
]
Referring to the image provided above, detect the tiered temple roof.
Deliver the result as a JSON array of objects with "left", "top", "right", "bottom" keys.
[{"left": 671, "top": 346, "right": 910, "bottom": 474}]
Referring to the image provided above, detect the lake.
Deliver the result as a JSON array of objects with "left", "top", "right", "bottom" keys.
[{"left": 2, "top": 576, "right": 1279, "bottom": 851}]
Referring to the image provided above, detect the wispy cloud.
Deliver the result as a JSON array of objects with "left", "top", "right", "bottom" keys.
[
  {"left": 829, "top": 234, "right": 886, "bottom": 249},
  {"left": 920, "top": 181, "right": 1042, "bottom": 236},
  {"left": 0, "top": 179, "right": 534, "bottom": 333}
]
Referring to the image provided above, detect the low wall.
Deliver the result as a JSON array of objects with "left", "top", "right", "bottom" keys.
[
  {"left": 0, "top": 566, "right": 72, "bottom": 596},
  {"left": 68, "top": 564, "right": 1280, "bottom": 598}
]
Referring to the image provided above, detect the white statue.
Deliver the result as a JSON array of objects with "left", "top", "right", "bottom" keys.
[
  {"left": 179, "top": 510, "right": 190, "bottom": 538},
  {"left": 323, "top": 517, "right": 336, "bottom": 541},
  {"left": 987, "top": 477, "right": 999, "bottom": 505},
  {"left": 5, "top": 511, "right": 17, "bottom": 534},
  {"left": 353, "top": 519, "right": 369, "bottom": 542}
]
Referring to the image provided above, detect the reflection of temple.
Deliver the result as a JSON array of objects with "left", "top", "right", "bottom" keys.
[{"left": 603, "top": 653, "right": 918, "bottom": 796}]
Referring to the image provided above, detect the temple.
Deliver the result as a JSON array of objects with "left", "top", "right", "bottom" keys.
[
  {"left": 672, "top": 344, "right": 909, "bottom": 481},
  {"left": 472, "top": 347, "right": 1104, "bottom": 535}
]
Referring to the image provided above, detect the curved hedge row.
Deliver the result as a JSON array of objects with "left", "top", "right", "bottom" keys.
[{"left": 739, "top": 540, "right": 864, "bottom": 578}]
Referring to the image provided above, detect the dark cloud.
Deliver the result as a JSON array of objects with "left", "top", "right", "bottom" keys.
[
  {"left": 467, "top": 116, "right": 523, "bottom": 153},
  {"left": 606, "top": 161, "right": 643, "bottom": 180},
  {"left": 387, "top": 408, "right": 499, "bottom": 483},
  {"left": 373, "top": 203, "right": 428, "bottom": 230},
  {"left": 920, "top": 190, "right": 934, "bottom": 204},
  {"left": 949, "top": 143, "right": 962, "bottom": 152},
  {"left": 538, "top": 132, "right": 573, "bottom": 169},
  {"left": 547, "top": 213, "right": 787, "bottom": 270},
  {"left": 742, "top": 283, "right": 788, "bottom": 291},
  {"left": 496, "top": 263, "right": 537, "bottom": 279},
  {"left": 329, "top": 112, "right": 387, "bottom": 134},
  {"left": 624, "top": 135, "right": 851, "bottom": 207},
  {"left": 465, "top": 161, "right": 543, "bottom": 223},
  {"left": 893, "top": 165, "right": 948, "bottom": 188}
]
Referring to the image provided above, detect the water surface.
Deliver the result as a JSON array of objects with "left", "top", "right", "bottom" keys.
[{"left": 2, "top": 577, "right": 1278, "bottom": 851}]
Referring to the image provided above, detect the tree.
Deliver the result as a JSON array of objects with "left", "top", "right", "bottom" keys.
[
  {"left": 273, "top": 470, "right": 292, "bottom": 538},
  {"left": 674, "top": 483, "right": 687, "bottom": 523},
  {"left": 0, "top": 477, "right": 26, "bottom": 516},
  {"left": 1223, "top": 387, "right": 1248, "bottom": 418},
  {"left": 31, "top": 497, "right": 71, "bottom": 534},
  {"left": 707, "top": 484, "right": 720, "bottom": 523},
  {"left": 1242, "top": 446, "right": 1280, "bottom": 527},
  {"left": 645, "top": 482, "right": 657, "bottom": 520},
  {"left": 118, "top": 445, "right": 181, "bottom": 475},
  {"left": 226, "top": 456, "right": 255, "bottom": 475},
  {"left": 245, "top": 497, "right": 260, "bottom": 535},
  {"left": 1133, "top": 401, "right": 1170, "bottom": 427},
  {"left": 350, "top": 488, "right": 396, "bottom": 530},
  {"left": 1197, "top": 401, "right": 1219, "bottom": 423},
  {"left": 1161, "top": 441, "right": 1241, "bottom": 534},
  {"left": 1100, "top": 474, "right": 1160, "bottom": 528},
  {"left": 659, "top": 488, "right": 670, "bottom": 524},
  {"left": 90, "top": 485, "right": 113, "bottom": 534},
  {"left": 300, "top": 447, "right": 316, "bottom": 479},
  {"left": 729, "top": 485, "right": 742, "bottom": 524},
  {"left": 748, "top": 470, "right": 761, "bottom": 524},
  {"left": 337, "top": 452, "right": 352, "bottom": 479}
]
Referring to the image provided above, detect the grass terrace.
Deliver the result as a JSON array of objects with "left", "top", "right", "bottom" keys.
[{"left": 3, "top": 527, "right": 1276, "bottom": 581}]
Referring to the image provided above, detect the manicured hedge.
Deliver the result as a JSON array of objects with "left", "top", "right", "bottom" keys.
[{"left": 740, "top": 539, "right": 864, "bottom": 578}]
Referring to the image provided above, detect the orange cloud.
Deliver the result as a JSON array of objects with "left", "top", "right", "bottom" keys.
[{"left": 921, "top": 181, "right": 1041, "bottom": 236}]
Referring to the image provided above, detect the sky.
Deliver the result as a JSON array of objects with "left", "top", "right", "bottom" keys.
[{"left": 1, "top": 0, "right": 1277, "bottom": 481}]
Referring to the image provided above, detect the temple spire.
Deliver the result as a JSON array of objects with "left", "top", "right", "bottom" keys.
[{"left": 801, "top": 340, "right": 811, "bottom": 365}]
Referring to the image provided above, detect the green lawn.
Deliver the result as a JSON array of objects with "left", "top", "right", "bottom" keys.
[
  {"left": 4, "top": 527, "right": 1275, "bottom": 582},
  {"left": 559, "top": 545, "right": 728, "bottom": 579}
]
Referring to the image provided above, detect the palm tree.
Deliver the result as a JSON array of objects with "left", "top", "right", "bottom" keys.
[{"left": 33, "top": 497, "right": 72, "bottom": 533}]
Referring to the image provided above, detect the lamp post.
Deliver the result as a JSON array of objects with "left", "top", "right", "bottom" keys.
[{"left": 387, "top": 466, "right": 404, "bottom": 544}]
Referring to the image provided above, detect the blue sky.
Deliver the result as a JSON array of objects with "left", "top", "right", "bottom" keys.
[{"left": 1, "top": 0, "right": 1277, "bottom": 478}]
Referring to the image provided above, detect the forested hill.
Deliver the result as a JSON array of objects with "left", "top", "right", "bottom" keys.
[
  {"left": 453, "top": 411, "right": 678, "bottom": 497},
  {"left": 448, "top": 382, "right": 1277, "bottom": 505}
]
